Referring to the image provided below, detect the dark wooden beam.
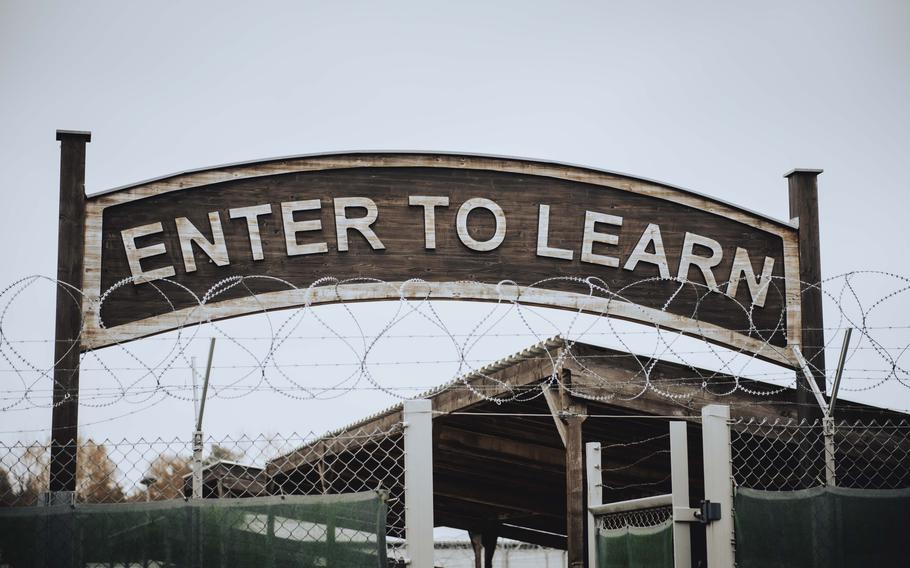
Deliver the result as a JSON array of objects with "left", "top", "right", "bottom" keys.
[
  {"left": 50, "top": 129, "right": 90, "bottom": 493},
  {"left": 565, "top": 414, "right": 586, "bottom": 568},
  {"left": 787, "top": 168, "right": 826, "bottom": 424},
  {"left": 434, "top": 474, "right": 565, "bottom": 517},
  {"left": 435, "top": 423, "right": 565, "bottom": 470},
  {"left": 433, "top": 495, "right": 563, "bottom": 530}
]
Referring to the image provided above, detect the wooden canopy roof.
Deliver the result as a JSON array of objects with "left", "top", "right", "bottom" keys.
[{"left": 265, "top": 337, "right": 905, "bottom": 549}]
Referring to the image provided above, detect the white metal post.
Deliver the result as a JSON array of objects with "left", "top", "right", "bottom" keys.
[
  {"left": 192, "top": 430, "right": 203, "bottom": 499},
  {"left": 585, "top": 442, "right": 602, "bottom": 568},
  {"left": 670, "top": 421, "right": 692, "bottom": 568},
  {"left": 403, "top": 399, "right": 434, "bottom": 567},
  {"left": 823, "top": 417, "right": 836, "bottom": 486},
  {"left": 701, "top": 405, "right": 735, "bottom": 567}
]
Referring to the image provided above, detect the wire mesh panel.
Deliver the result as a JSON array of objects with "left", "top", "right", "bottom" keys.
[
  {"left": 0, "top": 426, "right": 406, "bottom": 564},
  {"left": 595, "top": 505, "right": 673, "bottom": 531},
  {"left": 832, "top": 420, "right": 910, "bottom": 490},
  {"left": 0, "top": 492, "right": 388, "bottom": 567},
  {"left": 730, "top": 418, "right": 910, "bottom": 491},
  {"left": 730, "top": 417, "right": 910, "bottom": 567}
]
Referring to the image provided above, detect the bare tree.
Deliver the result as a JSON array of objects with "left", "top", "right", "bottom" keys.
[
  {"left": 76, "top": 441, "right": 124, "bottom": 503},
  {"left": 145, "top": 454, "right": 192, "bottom": 500},
  {"left": 0, "top": 466, "right": 15, "bottom": 507},
  {"left": 205, "top": 444, "right": 242, "bottom": 465},
  {"left": 12, "top": 443, "right": 49, "bottom": 506},
  {"left": 4, "top": 439, "right": 125, "bottom": 505}
]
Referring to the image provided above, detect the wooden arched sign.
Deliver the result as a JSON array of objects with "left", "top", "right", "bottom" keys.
[{"left": 78, "top": 151, "right": 803, "bottom": 365}]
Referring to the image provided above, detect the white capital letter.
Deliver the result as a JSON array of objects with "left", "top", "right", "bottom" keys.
[
  {"left": 282, "top": 200, "right": 328, "bottom": 256},
  {"left": 175, "top": 212, "right": 230, "bottom": 273},
  {"left": 229, "top": 203, "right": 272, "bottom": 261},
  {"left": 726, "top": 247, "right": 775, "bottom": 307},
  {"left": 581, "top": 211, "right": 623, "bottom": 267},
  {"left": 409, "top": 195, "right": 449, "bottom": 249},
  {"left": 677, "top": 232, "right": 723, "bottom": 290},
  {"left": 537, "top": 204, "right": 573, "bottom": 260},
  {"left": 623, "top": 223, "right": 670, "bottom": 278},
  {"left": 456, "top": 198, "right": 507, "bottom": 252},
  {"left": 121, "top": 222, "right": 176, "bottom": 284},
  {"left": 333, "top": 197, "right": 385, "bottom": 252}
]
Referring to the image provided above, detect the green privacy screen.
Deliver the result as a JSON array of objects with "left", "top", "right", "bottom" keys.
[
  {"left": 0, "top": 491, "right": 387, "bottom": 567},
  {"left": 735, "top": 486, "right": 910, "bottom": 568},
  {"left": 595, "top": 519, "right": 673, "bottom": 568}
]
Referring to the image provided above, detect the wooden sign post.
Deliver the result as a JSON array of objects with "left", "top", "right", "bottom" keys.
[
  {"left": 787, "top": 169, "right": 826, "bottom": 423},
  {"left": 50, "top": 130, "right": 90, "bottom": 495}
]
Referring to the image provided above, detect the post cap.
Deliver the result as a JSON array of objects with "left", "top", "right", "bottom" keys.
[
  {"left": 55, "top": 130, "right": 92, "bottom": 143},
  {"left": 783, "top": 168, "right": 823, "bottom": 178}
]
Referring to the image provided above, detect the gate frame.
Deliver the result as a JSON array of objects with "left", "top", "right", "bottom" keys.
[{"left": 586, "top": 420, "right": 695, "bottom": 568}]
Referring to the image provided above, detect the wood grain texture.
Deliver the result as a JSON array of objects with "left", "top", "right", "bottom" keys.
[
  {"left": 51, "top": 131, "right": 89, "bottom": 492},
  {"left": 788, "top": 171, "right": 827, "bottom": 426},
  {"left": 81, "top": 154, "right": 801, "bottom": 362}
]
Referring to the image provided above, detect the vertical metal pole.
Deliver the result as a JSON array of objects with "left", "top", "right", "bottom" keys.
[
  {"left": 50, "top": 130, "right": 90, "bottom": 496},
  {"left": 192, "top": 430, "right": 203, "bottom": 499},
  {"left": 786, "top": 168, "right": 826, "bottom": 425},
  {"left": 701, "top": 405, "right": 734, "bottom": 567},
  {"left": 823, "top": 417, "right": 836, "bottom": 487},
  {"left": 193, "top": 338, "right": 215, "bottom": 500},
  {"left": 670, "top": 422, "right": 692, "bottom": 568},
  {"left": 828, "top": 328, "right": 853, "bottom": 417},
  {"left": 196, "top": 338, "right": 216, "bottom": 432},
  {"left": 585, "top": 442, "right": 601, "bottom": 568},
  {"left": 823, "top": 328, "right": 852, "bottom": 488},
  {"left": 403, "top": 399, "right": 434, "bottom": 567},
  {"left": 191, "top": 356, "right": 199, "bottom": 419}
]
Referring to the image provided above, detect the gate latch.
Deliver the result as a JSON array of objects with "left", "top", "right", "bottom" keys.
[{"left": 694, "top": 500, "right": 722, "bottom": 524}]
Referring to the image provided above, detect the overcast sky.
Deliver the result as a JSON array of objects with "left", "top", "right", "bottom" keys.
[{"left": 1, "top": 0, "right": 909, "bottom": 445}]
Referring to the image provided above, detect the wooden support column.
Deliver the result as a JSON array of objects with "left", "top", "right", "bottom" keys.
[
  {"left": 49, "top": 130, "right": 90, "bottom": 494},
  {"left": 557, "top": 363, "right": 584, "bottom": 567},
  {"left": 565, "top": 415, "right": 586, "bottom": 568},
  {"left": 468, "top": 527, "right": 499, "bottom": 568},
  {"left": 481, "top": 530, "right": 498, "bottom": 568},
  {"left": 469, "top": 531, "right": 483, "bottom": 568},
  {"left": 786, "top": 168, "right": 826, "bottom": 424},
  {"left": 549, "top": 364, "right": 589, "bottom": 568}
]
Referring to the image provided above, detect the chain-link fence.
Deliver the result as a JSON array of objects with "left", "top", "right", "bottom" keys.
[
  {"left": 595, "top": 505, "right": 673, "bottom": 531},
  {"left": 729, "top": 417, "right": 910, "bottom": 567},
  {"left": 730, "top": 418, "right": 910, "bottom": 491},
  {"left": 0, "top": 425, "right": 406, "bottom": 564}
]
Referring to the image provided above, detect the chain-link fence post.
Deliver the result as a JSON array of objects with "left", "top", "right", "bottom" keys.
[
  {"left": 192, "top": 430, "right": 203, "bottom": 499},
  {"left": 702, "top": 404, "right": 734, "bottom": 567},
  {"left": 823, "top": 416, "right": 837, "bottom": 486},
  {"left": 403, "top": 399, "right": 434, "bottom": 567}
]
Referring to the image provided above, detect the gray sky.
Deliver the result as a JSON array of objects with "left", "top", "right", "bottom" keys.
[{"left": 1, "top": 0, "right": 909, "bottom": 443}]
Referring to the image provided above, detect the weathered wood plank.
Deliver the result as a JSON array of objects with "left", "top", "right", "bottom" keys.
[
  {"left": 50, "top": 130, "right": 90, "bottom": 492},
  {"left": 787, "top": 169, "right": 826, "bottom": 423},
  {"left": 80, "top": 154, "right": 801, "bottom": 366}
]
